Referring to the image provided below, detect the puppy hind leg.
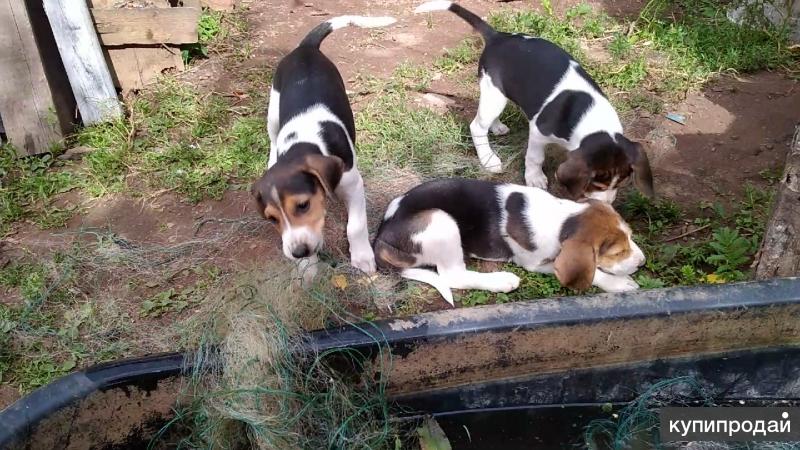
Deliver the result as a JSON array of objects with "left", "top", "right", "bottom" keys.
[
  {"left": 470, "top": 75, "right": 508, "bottom": 173},
  {"left": 415, "top": 212, "right": 520, "bottom": 295},
  {"left": 336, "top": 168, "right": 376, "bottom": 274}
]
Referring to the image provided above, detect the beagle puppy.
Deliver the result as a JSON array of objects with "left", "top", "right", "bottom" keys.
[
  {"left": 251, "top": 15, "right": 396, "bottom": 275},
  {"left": 414, "top": 1, "right": 654, "bottom": 203},
  {"left": 374, "top": 178, "right": 645, "bottom": 305}
]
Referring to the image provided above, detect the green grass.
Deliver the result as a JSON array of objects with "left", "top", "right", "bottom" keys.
[
  {"left": 71, "top": 77, "right": 268, "bottom": 203},
  {"left": 0, "top": 145, "right": 77, "bottom": 234},
  {"left": 355, "top": 71, "right": 479, "bottom": 178},
  {"left": 0, "top": 255, "right": 129, "bottom": 391},
  {"left": 620, "top": 184, "right": 773, "bottom": 287}
]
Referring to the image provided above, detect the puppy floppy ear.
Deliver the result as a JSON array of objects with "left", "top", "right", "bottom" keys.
[
  {"left": 554, "top": 238, "right": 596, "bottom": 290},
  {"left": 621, "top": 139, "right": 655, "bottom": 198},
  {"left": 303, "top": 155, "right": 344, "bottom": 197},
  {"left": 249, "top": 175, "right": 267, "bottom": 215},
  {"left": 556, "top": 153, "right": 592, "bottom": 200}
]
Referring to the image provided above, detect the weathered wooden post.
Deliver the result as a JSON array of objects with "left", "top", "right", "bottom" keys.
[
  {"left": 43, "top": 0, "right": 122, "bottom": 125},
  {"left": 0, "top": 0, "right": 75, "bottom": 155}
]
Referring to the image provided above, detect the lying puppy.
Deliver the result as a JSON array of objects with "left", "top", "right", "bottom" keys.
[
  {"left": 251, "top": 15, "right": 396, "bottom": 275},
  {"left": 415, "top": 1, "right": 654, "bottom": 203},
  {"left": 374, "top": 178, "right": 644, "bottom": 305}
]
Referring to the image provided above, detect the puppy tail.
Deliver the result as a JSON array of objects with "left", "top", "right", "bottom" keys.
[
  {"left": 414, "top": 1, "right": 496, "bottom": 41},
  {"left": 299, "top": 16, "right": 397, "bottom": 48},
  {"left": 401, "top": 268, "right": 455, "bottom": 307}
]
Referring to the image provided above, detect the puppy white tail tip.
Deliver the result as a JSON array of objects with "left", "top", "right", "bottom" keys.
[
  {"left": 414, "top": 0, "right": 453, "bottom": 13},
  {"left": 329, "top": 15, "right": 398, "bottom": 30},
  {"left": 401, "top": 268, "right": 454, "bottom": 306}
]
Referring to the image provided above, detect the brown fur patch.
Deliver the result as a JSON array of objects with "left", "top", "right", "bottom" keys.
[
  {"left": 555, "top": 202, "right": 632, "bottom": 289},
  {"left": 374, "top": 211, "right": 434, "bottom": 271},
  {"left": 284, "top": 190, "right": 326, "bottom": 235}
]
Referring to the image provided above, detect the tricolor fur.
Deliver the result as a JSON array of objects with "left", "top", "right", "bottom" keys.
[
  {"left": 251, "top": 15, "right": 396, "bottom": 276},
  {"left": 414, "top": 1, "right": 654, "bottom": 203},
  {"left": 374, "top": 178, "right": 645, "bottom": 305}
]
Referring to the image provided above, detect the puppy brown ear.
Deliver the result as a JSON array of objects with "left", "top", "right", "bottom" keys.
[
  {"left": 556, "top": 153, "right": 591, "bottom": 200},
  {"left": 303, "top": 155, "right": 344, "bottom": 197},
  {"left": 554, "top": 239, "right": 596, "bottom": 290},
  {"left": 629, "top": 141, "right": 655, "bottom": 198}
]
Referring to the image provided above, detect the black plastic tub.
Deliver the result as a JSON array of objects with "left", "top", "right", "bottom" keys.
[{"left": 2, "top": 278, "right": 800, "bottom": 449}]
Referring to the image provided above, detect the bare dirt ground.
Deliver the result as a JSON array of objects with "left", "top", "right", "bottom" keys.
[{"left": 1, "top": 0, "right": 798, "bottom": 409}]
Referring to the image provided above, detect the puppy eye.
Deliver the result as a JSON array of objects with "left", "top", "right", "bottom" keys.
[
  {"left": 266, "top": 216, "right": 278, "bottom": 225},
  {"left": 296, "top": 200, "right": 310, "bottom": 213}
]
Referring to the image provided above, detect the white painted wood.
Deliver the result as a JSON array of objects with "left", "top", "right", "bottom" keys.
[{"left": 43, "top": 0, "right": 122, "bottom": 124}]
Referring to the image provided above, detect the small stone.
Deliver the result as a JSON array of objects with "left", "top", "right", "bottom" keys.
[
  {"left": 58, "top": 145, "right": 93, "bottom": 161},
  {"left": 730, "top": 135, "right": 739, "bottom": 141},
  {"left": 419, "top": 92, "right": 455, "bottom": 113},
  {"left": 764, "top": 143, "right": 774, "bottom": 150}
]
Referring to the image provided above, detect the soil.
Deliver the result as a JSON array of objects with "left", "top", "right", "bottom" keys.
[{"left": 1, "top": 0, "right": 798, "bottom": 410}]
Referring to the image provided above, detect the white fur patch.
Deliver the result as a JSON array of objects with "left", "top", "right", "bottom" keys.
[
  {"left": 384, "top": 195, "right": 404, "bottom": 220},
  {"left": 275, "top": 104, "right": 354, "bottom": 158},
  {"left": 533, "top": 62, "right": 623, "bottom": 150}
]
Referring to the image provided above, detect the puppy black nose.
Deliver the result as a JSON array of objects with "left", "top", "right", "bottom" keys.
[{"left": 291, "top": 245, "right": 310, "bottom": 259}]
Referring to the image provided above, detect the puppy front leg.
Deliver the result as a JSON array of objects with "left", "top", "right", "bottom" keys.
[
  {"left": 267, "top": 88, "right": 280, "bottom": 168},
  {"left": 592, "top": 269, "right": 639, "bottom": 292},
  {"left": 336, "top": 169, "right": 376, "bottom": 274},
  {"left": 525, "top": 125, "right": 549, "bottom": 189}
]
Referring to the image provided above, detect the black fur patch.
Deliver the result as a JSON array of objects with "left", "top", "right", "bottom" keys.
[
  {"left": 559, "top": 213, "right": 581, "bottom": 242},
  {"left": 505, "top": 192, "right": 535, "bottom": 251},
  {"left": 319, "top": 121, "right": 354, "bottom": 169},
  {"left": 535, "top": 90, "right": 594, "bottom": 141},
  {"left": 480, "top": 34, "right": 597, "bottom": 120}
]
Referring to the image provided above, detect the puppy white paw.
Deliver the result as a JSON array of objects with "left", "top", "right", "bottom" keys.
[
  {"left": 600, "top": 275, "right": 639, "bottom": 293},
  {"left": 487, "top": 271, "right": 521, "bottom": 293},
  {"left": 479, "top": 153, "right": 504, "bottom": 173},
  {"left": 490, "top": 121, "right": 510, "bottom": 136},
  {"left": 525, "top": 170, "right": 548, "bottom": 190},
  {"left": 350, "top": 248, "right": 376, "bottom": 274}
]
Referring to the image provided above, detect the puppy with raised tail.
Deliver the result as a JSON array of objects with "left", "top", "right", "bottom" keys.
[
  {"left": 414, "top": 1, "right": 654, "bottom": 203},
  {"left": 251, "top": 15, "right": 396, "bottom": 277},
  {"left": 374, "top": 178, "right": 645, "bottom": 305}
]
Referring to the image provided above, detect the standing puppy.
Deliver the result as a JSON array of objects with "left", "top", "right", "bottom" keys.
[
  {"left": 414, "top": 2, "right": 654, "bottom": 203},
  {"left": 251, "top": 15, "right": 396, "bottom": 275},
  {"left": 374, "top": 178, "right": 644, "bottom": 305}
]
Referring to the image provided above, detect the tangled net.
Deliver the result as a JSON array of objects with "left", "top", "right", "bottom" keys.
[{"left": 150, "top": 267, "right": 400, "bottom": 450}]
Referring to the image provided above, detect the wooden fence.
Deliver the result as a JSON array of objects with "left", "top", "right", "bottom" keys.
[{"left": 0, "top": 0, "right": 214, "bottom": 157}]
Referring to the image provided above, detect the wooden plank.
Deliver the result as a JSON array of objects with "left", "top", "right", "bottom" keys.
[
  {"left": 89, "top": 0, "right": 185, "bottom": 93},
  {"left": 91, "top": 7, "right": 200, "bottom": 45},
  {"left": 44, "top": 0, "right": 122, "bottom": 124},
  {"left": 0, "top": 0, "right": 69, "bottom": 155},
  {"left": 107, "top": 45, "right": 184, "bottom": 92},
  {"left": 755, "top": 125, "right": 800, "bottom": 279}
]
